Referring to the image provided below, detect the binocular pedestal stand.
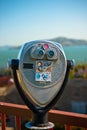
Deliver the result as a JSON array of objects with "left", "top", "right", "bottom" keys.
[
  {"left": 25, "top": 112, "right": 54, "bottom": 130},
  {"left": 25, "top": 122, "right": 54, "bottom": 130},
  {"left": 9, "top": 40, "right": 74, "bottom": 130}
]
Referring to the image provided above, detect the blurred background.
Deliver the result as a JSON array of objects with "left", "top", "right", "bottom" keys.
[{"left": 0, "top": 0, "right": 87, "bottom": 114}]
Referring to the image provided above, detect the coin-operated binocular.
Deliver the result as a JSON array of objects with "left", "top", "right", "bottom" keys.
[{"left": 9, "top": 40, "right": 75, "bottom": 130}]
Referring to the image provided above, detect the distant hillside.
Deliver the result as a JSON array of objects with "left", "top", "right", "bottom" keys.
[
  {"left": 0, "top": 45, "right": 21, "bottom": 50},
  {"left": 50, "top": 37, "right": 87, "bottom": 46},
  {"left": 0, "top": 37, "right": 87, "bottom": 49}
]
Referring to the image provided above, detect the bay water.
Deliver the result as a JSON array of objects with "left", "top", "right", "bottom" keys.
[{"left": 0, "top": 45, "right": 87, "bottom": 68}]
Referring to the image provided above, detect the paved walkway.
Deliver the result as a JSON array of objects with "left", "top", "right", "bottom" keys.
[{"left": 0, "top": 126, "right": 14, "bottom": 130}]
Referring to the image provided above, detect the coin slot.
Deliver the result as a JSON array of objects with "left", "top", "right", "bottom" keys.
[{"left": 23, "top": 63, "right": 33, "bottom": 69}]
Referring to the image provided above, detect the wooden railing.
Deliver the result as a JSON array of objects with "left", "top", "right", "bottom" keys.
[{"left": 0, "top": 102, "right": 87, "bottom": 130}]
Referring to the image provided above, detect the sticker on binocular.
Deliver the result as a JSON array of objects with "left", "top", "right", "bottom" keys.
[{"left": 35, "top": 61, "right": 52, "bottom": 82}]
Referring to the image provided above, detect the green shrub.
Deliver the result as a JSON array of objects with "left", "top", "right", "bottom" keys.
[
  {"left": 0, "top": 68, "right": 11, "bottom": 76},
  {"left": 69, "top": 64, "right": 87, "bottom": 79}
]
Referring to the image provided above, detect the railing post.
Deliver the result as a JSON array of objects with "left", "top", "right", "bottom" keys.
[
  {"left": 1, "top": 113, "right": 6, "bottom": 130},
  {"left": 65, "top": 125, "right": 71, "bottom": 130},
  {"left": 15, "top": 115, "right": 21, "bottom": 130}
]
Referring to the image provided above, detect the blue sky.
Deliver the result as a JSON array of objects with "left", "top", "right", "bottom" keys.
[{"left": 0, "top": 0, "right": 87, "bottom": 46}]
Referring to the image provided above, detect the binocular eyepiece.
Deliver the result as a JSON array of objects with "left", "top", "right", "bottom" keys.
[{"left": 30, "top": 42, "right": 59, "bottom": 60}]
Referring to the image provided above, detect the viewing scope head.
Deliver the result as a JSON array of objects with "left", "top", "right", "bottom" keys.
[{"left": 9, "top": 40, "right": 75, "bottom": 129}]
